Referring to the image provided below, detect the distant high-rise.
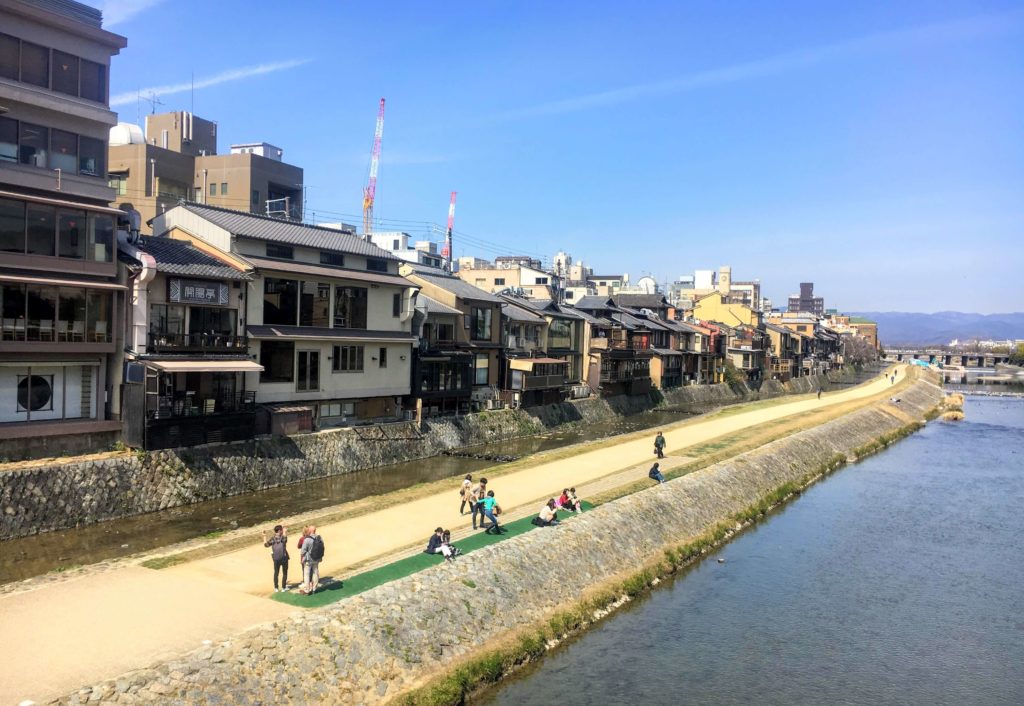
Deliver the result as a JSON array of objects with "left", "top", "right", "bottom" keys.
[{"left": 787, "top": 282, "right": 825, "bottom": 315}]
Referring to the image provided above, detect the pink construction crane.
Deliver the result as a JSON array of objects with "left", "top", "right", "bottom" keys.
[
  {"left": 442, "top": 191, "right": 456, "bottom": 271},
  {"left": 362, "top": 98, "right": 385, "bottom": 236}
]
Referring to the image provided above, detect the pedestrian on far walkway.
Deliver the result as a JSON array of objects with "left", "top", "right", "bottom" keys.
[
  {"left": 649, "top": 463, "right": 666, "bottom": 484},
  {"left": 470, "top": 478, "right": 488, "bottom": 530},
  {"left": 817, "top": 387, "right": 822, "bottom": 400},
  {"left": 262, "top": 524, "right": 290, "bottom": 593},
  {"left": 481, "top": 490, "right": 504, "bottom": 535},
  {"left": 654, "top": 431, "right": 666, "bottom": 459}
]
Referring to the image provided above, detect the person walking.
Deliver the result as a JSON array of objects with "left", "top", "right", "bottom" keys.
[
  {"left": 649, "top": 462, "right": 666, "bottom": 484},
  {"left": 300, "top": 525, "right": 324, "bottom": 595},
  {"left": 654, "top": 431, "right": 666, "bottom": 459},
  {"left": 817, "top": 387, "right": 822, "bottom": 400},
  {"left": 480, "top": 490, "right": 504, "bottom": 534},
  {"left": 262, "top": 524, "right": 290, "bottom": 593},
  {"left": 470, "top": 478, "right": 488, "bottom": 530},
  {"left": 459, "top": 474, "right": 473, "bottom": 515}
]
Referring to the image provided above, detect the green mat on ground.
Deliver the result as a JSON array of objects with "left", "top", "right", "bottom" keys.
[{"left": 271, "top": 501, "right": 595, "bottom": 608}]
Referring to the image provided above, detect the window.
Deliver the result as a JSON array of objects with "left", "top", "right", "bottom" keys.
[
  {"left": 297, "top": 350, "right": 320, "bottom": 391},
  {"left": 494, "top": 278, "right": 505, "bottom": 286},
  {"left": 334, "top": 286, "right": 367, "bottom": 329},
  {"left": 392, "top": 239, "right": 399, "bottom": 250},
  {"left": 263, "top": 278, "right": 298, "bottom": 325},
  {"left": 366, "top": 258, "right": 387, "bottom": 272},
  {"left": 470, "top": 306, "right": 492, "bottom": 341},
  {"left": 17, "top": 375, "right": 54, "bottom": 412},
  {"left": 108, "top": 172, "right": 128, "bottom": 195},
  {"left": 299, "top": 282, "right": 331, "bottom": 327},
  {"left": 319, "top": 251, "right": 344, "bottom": 267},
  {"left": 265, "top": 243, "right": 293, "bottom": 259},
  {"left": 565, "top": 291, "right": 574, "bottom": 299},
  {"left": 58, "top": 210, "right": 86, "bottom": 259},
  {"left": 50, "top": 129, "right": 77, "bottom": 172},
  {"left": 599, "top": 281, "right": 606, "bottom": 286},
  {"left": 535, "top": 277, "right": 548, "bottom": 285},
  {"left": 0, "top": 198, "right": 25, "bottom": 253},
  {"left": 392, "top": 292, "right": 401, "bottom": 317},
  {"left": 86, "top": 289, "right": 111, "bottom": 341},
  {"left": 148, "top": 303, "right": 184, "bottom": 336},
  {"left": 379, "top": 347, "right": 387, "bottom": 368},
  {"left": 436, "top": 322, "right": 454, "bottom": 343},
  {"left": 79, "top": 59, "right": 105, "bottom": 102},
  {"left": 26, "top": 285, "right": 56, "bottom": 341},
  {"left": 87, "top": 213, "right": 114, "bottom": 262},
  {"left": 332, "top": 345, "right": 363, "bottom": 372},
  {"left": 20, "top": 42, "right": 48, "bottom": 88},
  {"left": 26, "top": 203, "right": 55, "bottom": 256},
  {"left": 209, "top": 182, "right": 216, "bottom": 197},
  {"left": 1, "top": 283, "right": 25, "bottom": 340},
  {"left": 52, "top": 50, "right": 79, "bottom": 96},
  {"left": 0, "top": 117, "right": 16, "bottom": 163},
  {"left": 0, "top": 33, "right": 18, "bottom": 81},
  {"left": 259, "top": 341, "right": 294, "bottom": 382},
  {"left": 474, "top": 353, "right": 489, "bottom": 385},
  {"left": 220, "top": 182, "right": 228, "bottom": 195},
  {"left": 19, "top": 123, "right": 48, "bottom": 168},
  {"left": 187, "top": 306, "right": 236, "bottom": 335},
  {"left": 78, "top": 136, "right": 105, "bottom": 177},
  {"left": 251, "top": 190, "right": 261, "bottom": 208}
]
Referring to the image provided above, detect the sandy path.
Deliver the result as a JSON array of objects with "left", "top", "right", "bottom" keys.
[
  {"left": 170, "top": 367, "right": 903, "bottom": 595},
  {"left": 0, "top": 567, "right": 292, "bottom": 705}
]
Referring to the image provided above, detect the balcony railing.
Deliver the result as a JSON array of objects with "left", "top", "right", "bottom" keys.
[
  {"left": 148, "top": 332, "right": 249, "bottom": 354},
  {"left": 600, "top": 369, "right": 651, "bottom": 383},
  {"left": 523, "top": 374, "right": 567, "bottom": 390},
  {"left": 150, "top": 391, "right": 256, "bottom": 420}
]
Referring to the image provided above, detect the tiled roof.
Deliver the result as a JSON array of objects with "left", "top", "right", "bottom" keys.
[
  {"left": 135, "top": 236, "right": 251, "bottom": 280},
  {"left": 409, "top": 270, "right": 503, "bottom": 303},
  {"left": 178, "top": 203, "right": 397, "bottom": 260},
  {"left": 573, "top": 295, "right": 615, "bottom": 310},
  {"left": 612, "top": 294, "right": 669, "bottom": 309},
  {"left": 418, "top": 294, "right": 462, "bottom": 317},
  {"left": 502, "top": 300, "right": 546, "bottom": 324},
  {"left": 242, "top": 255, "right": 411, "bottom": 288}
]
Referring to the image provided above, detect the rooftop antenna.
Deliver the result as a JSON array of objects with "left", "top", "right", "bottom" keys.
[{"left": 142, "top": 91, "right": 164, "bottom": 115}]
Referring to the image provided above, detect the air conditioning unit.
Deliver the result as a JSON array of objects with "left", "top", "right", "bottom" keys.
[{"left": 124, "top": 362, "right": 146, "bottom": 384}]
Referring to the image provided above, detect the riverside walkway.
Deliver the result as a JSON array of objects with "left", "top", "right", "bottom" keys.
[{"left": 0, "top": 366, "right": 909, "bottom": 705}]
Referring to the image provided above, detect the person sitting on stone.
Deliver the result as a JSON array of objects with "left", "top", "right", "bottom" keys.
[
  {"left": 533, "top": 499, "right": 561, "bottom": 527},
  {"left": 564, "top": 487, "right": 583, "bottom": 513},
  {"left": 440, "top": 529, "right": 460, "bottom": 561},
  {"left": 649, "top": 462, "right": 666, "bottom": 484},
  {"left": 424, "top": 527, "right": 444, "bottom": 555}
]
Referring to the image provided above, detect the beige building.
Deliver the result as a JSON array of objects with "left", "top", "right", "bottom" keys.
[
  {"left": 456, "top": 262, "right": 559, "bottom": 300},
  {"left": 151, "top": 203, "right": 417, "bottom": 427},
  {"left": 0, "top": 0, "right": 127, "bottom": 457},
  {"left": 108, "top": 110, "right": 303, "bottom": 229}
]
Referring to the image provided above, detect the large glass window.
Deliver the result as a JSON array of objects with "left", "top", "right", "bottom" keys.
[
  {"left": 297, "top": 350, "right": 320, "bottom": 391},
  {"left": 549, "top": 319, "right": 573, "bottom": 349},
  {"left": 49, "top": 129, "right": 77, "bottom": 172},
  {"left": 19, "top": 41, "right": 48, "bottom": 88},
  {"left": 1, "top": 283, "right": 27, "bottom": 341},
  {"left": 19, "top": 123, "right": 47, "bottom": 168},
  {"left": 0, "top": 198, "right": 25, "bottom": 253},
  {"left": 474, "top": 353, "right": 490, "bottom": 385},
  {"left": 59, "top": 287, "right": 87, "bottom": 341},
  {"left": 471, "top": 306, "right": 492, "bottom": 341},
  {"left": 78, "top": 136, "right": 105, "bottom": 177},
  {"left": 300, "top": 282, "right": 331, "bottom": 327},
  {"left": 260, "top": 341, "right": 294, "bottom": 383},
  {"left": 263, "top": 278, "right": 298, "bottom": 326},
  {"left": 332, "top": 345, "right": 364, "bottom": 372},
  {"left": 0, "top": 117, "right": 16, "bottom": 163},
  {"left": 58, "top": 210, "right": 86, "bottom": 259},
  {"left": 86, "top": 289, "right": 111, "bottom": 342},
  {"left": 366, "top": 258, "right": 388, "bottom": 272},
  {"left": 79, "top": 59, "right": 105, "bottom": 102},
  {"left": 333, "top": 286, "right": 367, "bottom": 329},
  {"left": 0, "top": 33, "right": 18, "bottom": 81},
  {"left": 88, "top": 213, "right": 114, "bottom": 262},
  {"left": 188, "top": 306, "right": 236, "bottom": 335},
  {"left": 52, "top": 50, "right": 79, "bottom": 96},
  {"left": 26, "top": 203, "right": 55, "bottom": 256},
  {"left": 26, "top": 286, "right": 57, "bottom": 341},
  {"left": 149, "top": 303, "right": 184, "bottom": 336}
]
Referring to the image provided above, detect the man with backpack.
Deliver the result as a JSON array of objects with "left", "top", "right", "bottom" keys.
[
  {"left": 654, "top": 432, "right": 666, "bottom": 459},
  {"left": 300, "top": 525, "right": 324, "bottom": 595},
  {"left": 262, "top": 524, "right": 290, "bottom": 593}
]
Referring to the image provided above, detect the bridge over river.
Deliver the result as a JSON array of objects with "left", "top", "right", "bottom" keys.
[{"left": 883, "top": 349, "right": 1012, "bottom": 367}]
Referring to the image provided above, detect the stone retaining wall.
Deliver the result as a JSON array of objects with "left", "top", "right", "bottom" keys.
[
  {"left": 0, "top": 371, "right": 842, "bottom": 541},
  {"left": 55, "top": 375, "right": 940, "bottom": 705}
]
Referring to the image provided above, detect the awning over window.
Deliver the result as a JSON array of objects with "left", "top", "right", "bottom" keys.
[
  {"left": 0, "top": 274, "right": 126, "bottom": 290},
  {"left": 145, "top": 360, "right": 264, "bottom": 373},
  {"left": 509, "top": 357, "right": 569, "bottom": 371}
]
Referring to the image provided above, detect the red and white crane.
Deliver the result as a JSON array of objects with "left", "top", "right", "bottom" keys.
[
  {"left": 362, "top": 97, "right": 385, "bottom": 237},
  {"left": 442, "top": 191, "right": 456, "bottom": 271}
]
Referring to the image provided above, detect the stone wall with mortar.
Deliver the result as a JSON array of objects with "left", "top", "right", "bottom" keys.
[
  {"left": 53, "top": 375, "right": 942, "bottom": 705},
  {"left": 0, "top": 370, "right": 847, "bottom": 541}
]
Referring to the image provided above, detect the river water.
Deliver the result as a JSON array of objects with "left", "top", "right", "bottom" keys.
[{"left": 484, "top": 397, "right": 1024, "bottom": 706}]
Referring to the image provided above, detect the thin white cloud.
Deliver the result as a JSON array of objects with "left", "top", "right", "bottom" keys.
[
  {"left": 110, "top": 59, "right": 311, "bottom": 107},
  {"left": 95, "top": 0, "right": 166, "bottom": 27},
  {"left": 495, "top": 10, "right": 1024, "bottom": 121}
]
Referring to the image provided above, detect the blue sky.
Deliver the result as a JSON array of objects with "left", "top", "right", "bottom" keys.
[{"left": 98, "top": 0, "right": 1023, "bottom": 313}]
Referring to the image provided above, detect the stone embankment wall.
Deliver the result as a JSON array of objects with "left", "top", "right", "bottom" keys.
[
  {"left": 57, "top": 375, "right": 941, "bottom": 706},
  {"left": 0, "top": 371, "right": 841, "bottom": 541}
]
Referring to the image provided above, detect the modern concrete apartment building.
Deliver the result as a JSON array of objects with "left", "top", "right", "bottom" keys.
[
  {"left": 0, "top": 0, "right": 127, "bottom": 457},
  {"left": 788, "top": 282, "right": 825, "bottom": 316},
  {"left": 108, "top": 110, "right": 303, "bottom": 228}
]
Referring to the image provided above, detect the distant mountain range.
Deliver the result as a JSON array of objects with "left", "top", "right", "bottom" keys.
[{"left": 848, "top": 312, "right": 1024, "bottom": 347}]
